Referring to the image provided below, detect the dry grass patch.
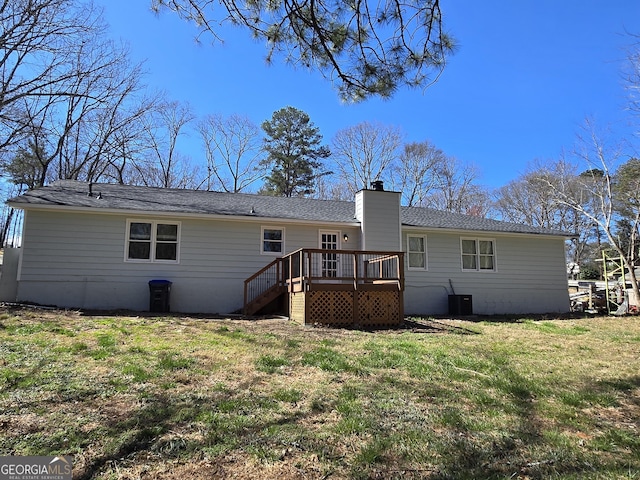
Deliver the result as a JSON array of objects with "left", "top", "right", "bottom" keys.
[{"left": 1, "top": 307, "right": 639, "bottom": 479}]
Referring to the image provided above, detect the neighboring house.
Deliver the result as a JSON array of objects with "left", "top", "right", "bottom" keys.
[{"left": 4, "top": 180, "right": 572, "bottom": 317}]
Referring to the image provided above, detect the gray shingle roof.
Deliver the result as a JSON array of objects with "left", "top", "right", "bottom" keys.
[
  {"left": 401, "top": 205, "right": 570, "bottom": 236},
  {"left": 8, "top": 180, "right": 571, "bottom": 237},
  {"left": 9, "top": 180, "right": 357, "bottom": 223}
]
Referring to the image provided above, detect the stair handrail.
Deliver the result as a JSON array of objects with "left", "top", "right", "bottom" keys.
[
  {"left": 244, "top": 257, "right": 284, "bottom": 309},
  {"left": 243, "top": 249, "right": 405, "bottom": 314}
]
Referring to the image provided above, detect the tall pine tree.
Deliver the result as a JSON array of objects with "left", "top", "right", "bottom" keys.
[{"left": 260, "top": 107, "right": 330, "bottom": 197}]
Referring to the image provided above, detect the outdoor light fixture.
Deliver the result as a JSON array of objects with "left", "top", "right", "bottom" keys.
[{"left": 343, "top": 234, "right": 349, "bottom": 242}]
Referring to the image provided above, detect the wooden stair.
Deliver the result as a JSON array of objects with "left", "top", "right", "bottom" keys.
[
  {"left": 243, "top": 249, "right": 405, "bottom": 323},
  {"left": 244, "top": 284, "right": 286, "bottom": 316},
  {"left": 243, "top": 257, "right": 287, "bottom": 316}
]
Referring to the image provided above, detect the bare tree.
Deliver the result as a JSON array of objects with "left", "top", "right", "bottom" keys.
[
  {"left": 73, "top": 70, "right": 156, "bottom": 184},
  {"left": 331, "top": 121, "right": 403, "bottom": 195},
  {"left": 612, "top": 158, "right": 640, "bottom": 271},
  {"left": 425, "top": 155, "right": 489, "bottom": 215},
  {"left": 139, "top": 100, "right": 197, "bottom": 188},
  {"left": 152, "top": 0, "right": 456, "bottom": 102},
  {"left": 538, "top": 120, "right": 640, "bottom": 302},
  {"left": 625, "top": 33, "right": 640, "bottom": 133},
  {"left": 89, "top": 91, "right": 160, "bottom": 184},
  {"left": 54, "top": 41, "right": 149, "bottom": 182},
  {"left": 10, "top": 43, "right": 149, "bottom": 185},
  {"left": 390, "top": 140, "right": 445, "bottom": 206},
  {"left": 493, "top": 160, "right": 595, "bottom": 273},
  {"left": 0, "top": 0, "right": 106, "bottom": 153},
  {"left": 494, "top": 162, "right": 572, "bottom": 228},
  {"left": 0, "top": 182, "right": 23, "bottom": 246},
  {"left": 196, "top": 113, "right": 263, "bottom": 192},
  {"left": 1, "top": 1, "right": 155, "bottom": 187},
  {"left": 312, "top": 175, "right": 353, "bottom": 201}
]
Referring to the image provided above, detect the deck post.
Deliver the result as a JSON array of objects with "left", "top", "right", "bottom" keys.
[
  {"left": 243, "top": 280, "right": 248, "bottom": 313},
  {"left": 353, "top": 252, "right": 358, "bottom": 290},
  {"left": 277, "top": 257, "right": 281, "bottom": 289},
  {"left": 363, "top": 258, "right": 369, "bottom": 284}
]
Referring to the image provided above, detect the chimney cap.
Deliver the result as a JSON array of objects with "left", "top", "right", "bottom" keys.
[{"left": 370, "top": 180, "right": 384, "bottom": 191}]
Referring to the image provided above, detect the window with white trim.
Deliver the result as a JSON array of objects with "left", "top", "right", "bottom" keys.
[
  {"left": 126, "top": 220, "right": 180, "bottom": 262},
  {"left": 261, "top": 226, "right": 284, "bottom": 254},
  {"left": 407, "top": 234, "right": 427, "bottom": 270},
  {"left": 461, "top": 238, "right": 495, "bottom": 271}
]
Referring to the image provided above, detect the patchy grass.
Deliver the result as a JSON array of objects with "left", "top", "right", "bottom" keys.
[{"left": 0, "top": 308, "right": 639, "bottom": 479}]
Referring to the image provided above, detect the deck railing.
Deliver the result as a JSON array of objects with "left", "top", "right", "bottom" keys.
[
  {"left": 244, "top": 249, "right": 404, "bottom": 312},
  {"left": 243, "top": 257, "right": 284, "bottom": 311}
]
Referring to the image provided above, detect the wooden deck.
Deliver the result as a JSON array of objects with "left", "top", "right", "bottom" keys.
[{"left": 244, "top": 249, "right": 404, "bottom": 327}]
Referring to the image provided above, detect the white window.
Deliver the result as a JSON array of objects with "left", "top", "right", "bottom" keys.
[
  {"left": 126, "top": 220, "right": 180, "bottom": 263},
  {"left": 261, "top": 226, "right": 284, "bottom": 255},
  {"left": 407, "top": 235, "right": 427, "bottom": 270},
  {"left": 461, "top": 238, "right": 496, "bottom": 271}
]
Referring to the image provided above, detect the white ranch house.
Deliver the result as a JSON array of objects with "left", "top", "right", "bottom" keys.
[{"left": 3, "top": 180, "right": 571, "bottom": 322}]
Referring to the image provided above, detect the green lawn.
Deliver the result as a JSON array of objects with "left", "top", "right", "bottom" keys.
[{"left": 0, "top": 307, "right": 638, "bottom": 479}]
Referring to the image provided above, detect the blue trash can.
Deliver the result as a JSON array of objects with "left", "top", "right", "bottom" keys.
[{"left": 149, "top": 280, "right": 172, "bottom": 312}]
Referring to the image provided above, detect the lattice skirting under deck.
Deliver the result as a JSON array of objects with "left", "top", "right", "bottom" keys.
[
  {"left": 290, "top": 289, "right": 403, "bottom": 328},
  {"left": 289, "top": 291, "right": 306, "bottom": 323}
]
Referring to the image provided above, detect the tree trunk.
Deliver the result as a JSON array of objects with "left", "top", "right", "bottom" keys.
[{"left": 622, "top": 256, "right": 640, "bottom": 312}]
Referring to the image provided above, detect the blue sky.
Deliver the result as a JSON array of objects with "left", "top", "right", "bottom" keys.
[{"left": 101, "top": 1, "right": 640, "bottom": 189}]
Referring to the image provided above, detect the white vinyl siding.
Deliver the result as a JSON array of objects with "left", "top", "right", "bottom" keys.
[
  {"left": 126, "top": 220, "right": 180, "bottom": 263},
  {"left": 407, "top": 234, "right": 427, "bottom": 270},
  {"left": 17, "top": 211, "right": 356, "bottom": 313},
  {"left": 403, "top": 231, "right": 569, "bottom": 315},
  {"left": 461, "top": 237, "right": 495, "bottom": 272},
  {"left": 14, "top": 207, "right": 569, "bottom": 316},
  {"left": 355, "top": 189, "right": 401, "bottom": 251}
]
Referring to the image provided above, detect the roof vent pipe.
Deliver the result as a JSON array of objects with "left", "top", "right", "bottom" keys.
[
  {"left": 88, "top": 182, "right": 93, "bottom": 197},
  {"left": 370, "top": 180, "right": 384, "bottom": 191}
]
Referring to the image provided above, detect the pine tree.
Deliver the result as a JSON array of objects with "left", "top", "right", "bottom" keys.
[
  {"left": 4, "top": 139, "right": 48, "bottom": 189},
  {"left": 260, "top": 107, "right": 330, "bottom": 197}
]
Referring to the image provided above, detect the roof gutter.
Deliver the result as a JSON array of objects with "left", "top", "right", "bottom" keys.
[{"left": 400, "top": 223, "right": 575, "bottom": 240}]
